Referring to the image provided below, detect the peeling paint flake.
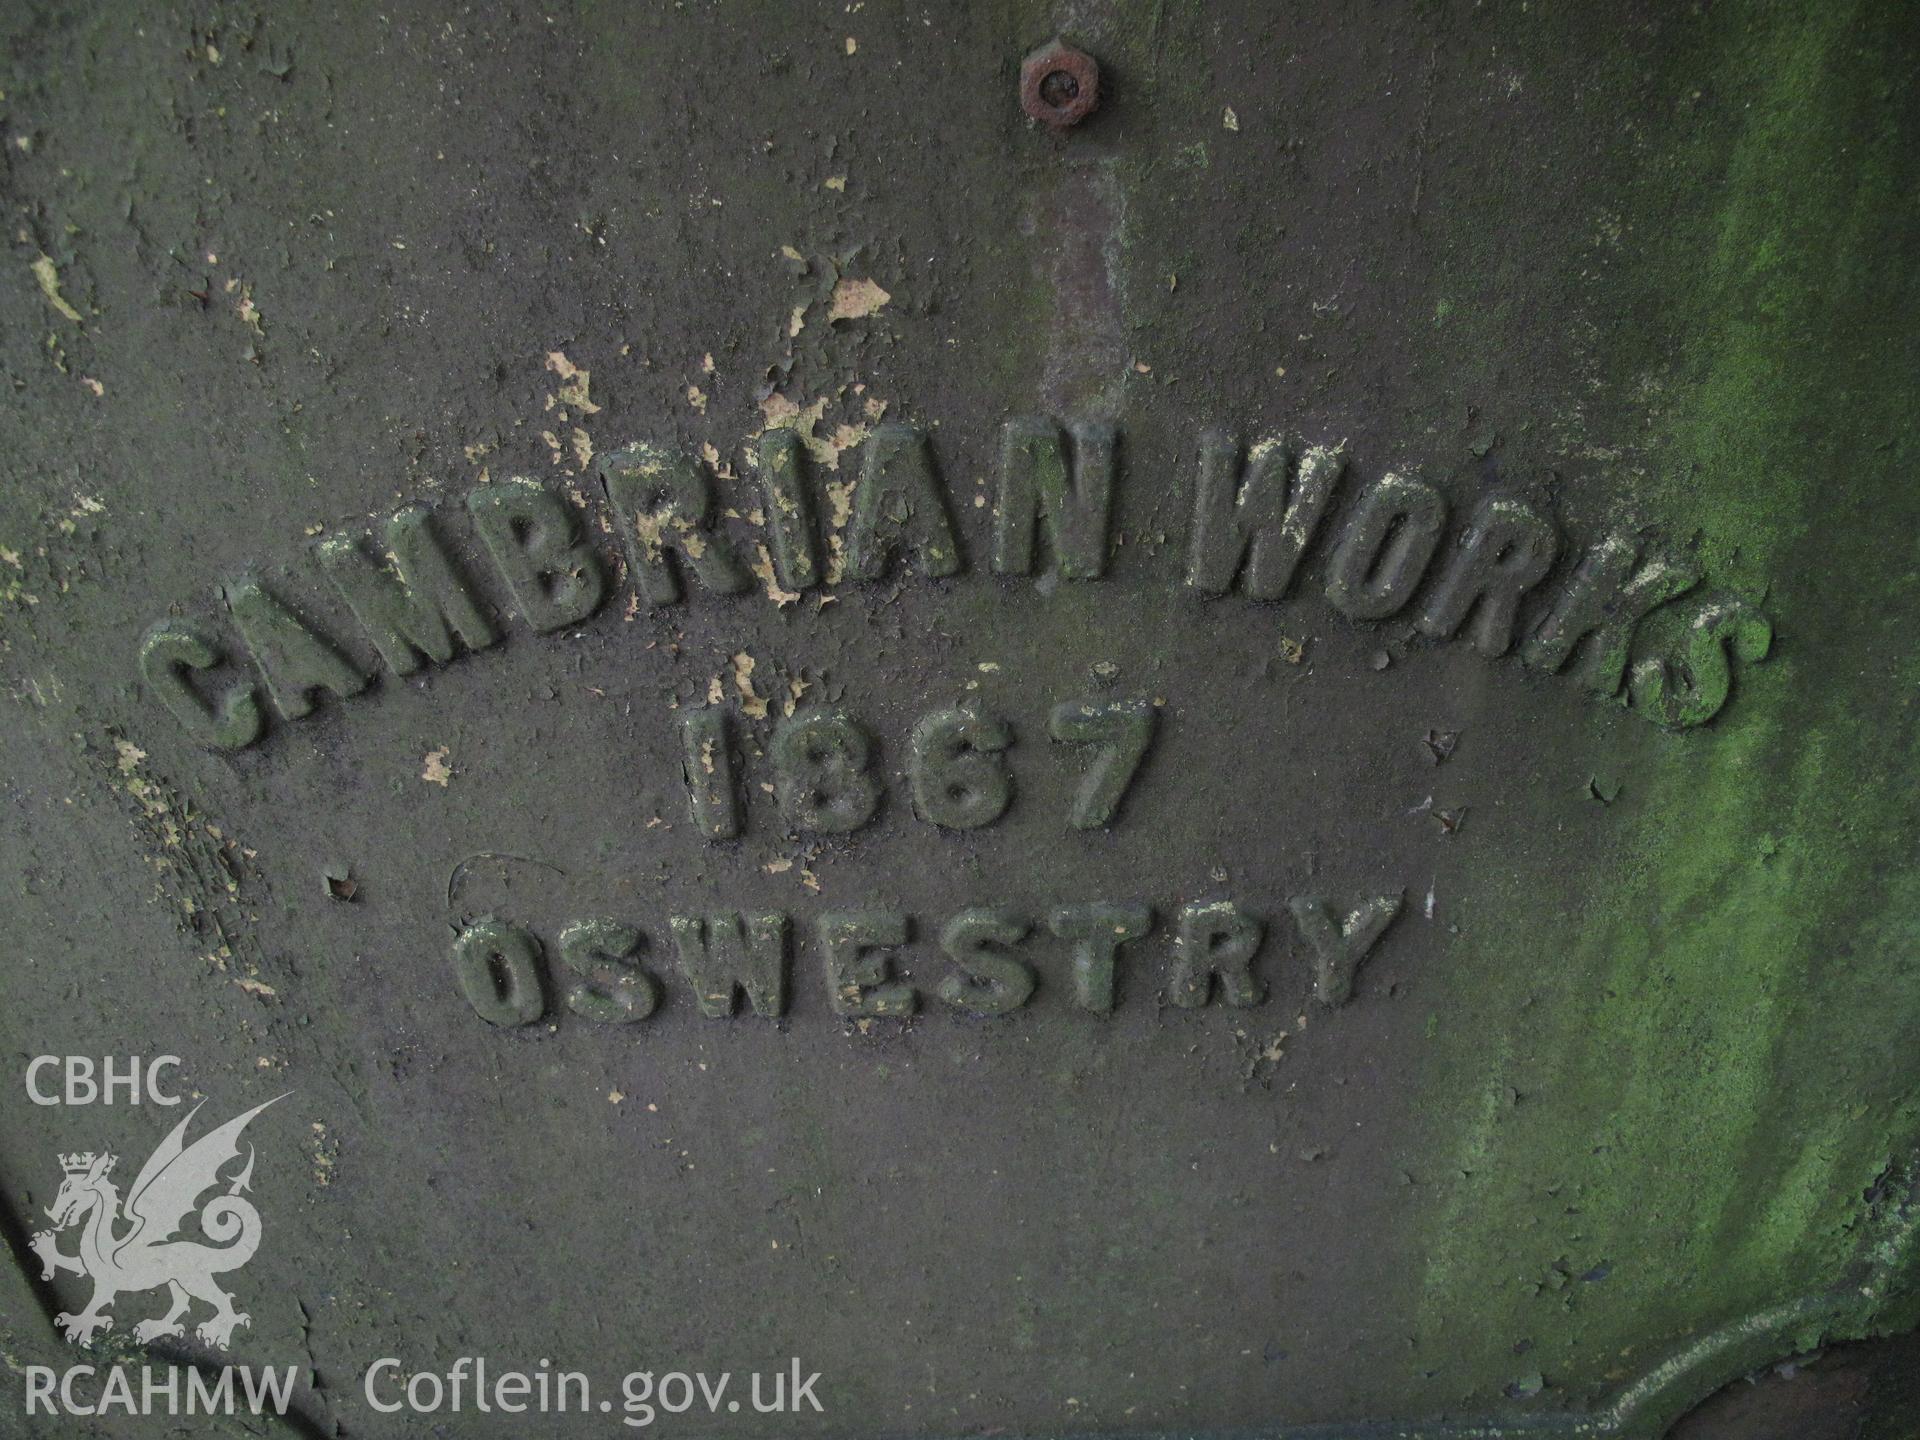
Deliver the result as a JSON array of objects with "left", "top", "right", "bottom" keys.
[
  {"left": 731, "top": 652, "right": 769, "bottom": 717},
  {"left": 545, "top": 350, "right": 602, "bottom": 414},
  {"left": 31, "top": 253, "right": 81, "bottom": 323},
  {"left": 236, "top": 288, "right": 265, "bottom": 337},
  {"left": 828, "top": 277, "right": 891, "bottom": 323},
  {"left": 784, "top": 674, "right": 811, "bottom": 716},
  {"left": 751, "top": 543, "right": 801, "bottom": 608}
]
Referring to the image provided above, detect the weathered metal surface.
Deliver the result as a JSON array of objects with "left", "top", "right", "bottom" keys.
[
  {"left": 0, "top": 2, "right": 1916, "bottom": 1437},
  {"left": 1668, "top": 1331, "right": 1920, "bottom": 1440}
]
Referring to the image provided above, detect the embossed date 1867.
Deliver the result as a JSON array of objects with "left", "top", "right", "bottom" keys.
[{"left": 682, "top": 697, "right": 1156, "bottom": 839}]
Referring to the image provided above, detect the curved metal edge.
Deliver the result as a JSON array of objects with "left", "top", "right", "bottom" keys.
[
  {"left": 2, "top": 1153, "right": 1914, "bottom": 1439},
  {"left": 1098, "top": 1152, "right": 1920, "bottom": 1440},
  {"left": 1858, "top": 1151, "right": 1920, "bottom": 1333},
  {"left": 1591, "top": 1291, "right": 1854, "bottom": 1439},
  {"left": 1436, "top": 1150, "right": 1920, "bottom": 1440},
  {"left": 1510, "top": 1147, "right": 1920, "bottom": 1440}
]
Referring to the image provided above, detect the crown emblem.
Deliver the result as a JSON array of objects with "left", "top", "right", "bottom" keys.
[{"left": 59, "top": 1152, "right": 99, "bottom": 1174}]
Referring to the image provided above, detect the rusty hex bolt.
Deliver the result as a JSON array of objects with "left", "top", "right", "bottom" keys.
[{"left": 1020, "top": 39, "right": 1100, "bottom": 130}]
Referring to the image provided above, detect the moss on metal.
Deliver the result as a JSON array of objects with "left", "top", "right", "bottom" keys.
[{"left": 1418, "top": 0, "right": 1920, "bottom": 1405}]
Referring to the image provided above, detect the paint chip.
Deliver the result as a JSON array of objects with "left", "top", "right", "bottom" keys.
[
  {"left": 545, "top": 351, "right": 601, "bottom": 414},
  {"left": 783, "top": 674, "right": 811, "bottom": 716},
  {"left": 750, "top": 543, "right": 801, "bottom": 607},
  {"left": 828, "top": 277, "right": 890, "bottom": 323},
  {"left": 732, "top": 652, "right": 769, "bottom": 717},
  {"left": 422, "top": 748, "right": 452, "bottom": 786},
  {"left": 31, "top": 254, "right": 81, "bottom": 323}
]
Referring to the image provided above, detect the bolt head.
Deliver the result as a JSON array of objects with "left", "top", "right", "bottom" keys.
[{"left": 1020, "top": 39, "right": 1100, "bottom": 130}]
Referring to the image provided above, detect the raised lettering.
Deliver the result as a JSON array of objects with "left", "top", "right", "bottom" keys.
[
  {"left": 1289, "top": 892, "right": 1404, "bottom": 1006},
  {"left": 558, "top": 917, "right": 657, "bottom": 1021},
  {"left": 908, "top": 706, "right": 1013, "bottom": 829},
  {"left": 937, "top": 908, "right": 1035, "bottom": 1014},
  {"left": 1523, "top": 533, "right": 1702, "bottom": 697},
  {"left": 680, "top": 707, "right": 742, "bottom": 840},
  {"left": 819, "top": 909, "right": 916, "bottom": 1016},
  {"left": 1325, "top": 473, "right": 1447, "bottom": 621},
  {"left": 772, "top": 709, "right": 883, "bottom": 834},
  {"left": 756, "top": 428, "right": 823, "bottom": 591},
  {"left": 1049, "top": 698, "right": 1157, "bottom": 829},
  {"left": 993, "top": 417, "right": 1115, "bottom": 579},
  {"left": 314, "top": 505, "right": 497, "bottom": 675},
  {"left": 1048, "top": 903, "right": 1153, "bottom": 1012},
  {"left": 138, "top": 619, "right": 263, "bottom": 750},
  {"left": 1186, "top": 432, "right": 1344, "bottom": 600},
  {"left": 223, "top": 577, "right": 369, "bottom": 720},
  {"left": 1414, "top": 496, "right": 1559, "bottom": 656},
  {"left": 669, "top": 912, "right": 789, "bottom": 1017},
  {"left": 1170, "top": 900, "right": 1265, "bottom": 1007},
  {"left": 466, "top": 477, "right": 607, "bottom": 632},
  {"left": 451, "top": 917, "right": 546, "bottom": 1026},
  {"left": 1630, "top": 597, "right": 1773, "bottom": 729},
  {"left": 601, "top": 443, "right": 752, "bottom": 605},
  {"left": 844, "top": 423, "right": 962, "bottom": 581}
]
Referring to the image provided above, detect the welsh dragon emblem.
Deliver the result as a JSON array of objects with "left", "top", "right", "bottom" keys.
[{"left": 29, "top": 1095, "right": 286, "bottom": 1348}]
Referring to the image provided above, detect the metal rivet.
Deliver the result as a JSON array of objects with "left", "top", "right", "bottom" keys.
[{"left": 1020, "top": 39, "right": 1100, "bottom": 130}]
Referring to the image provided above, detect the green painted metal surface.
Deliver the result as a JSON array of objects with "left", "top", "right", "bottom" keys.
[{"left": 0, "top": 2, "right": 1915, "bottom": 1435}]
